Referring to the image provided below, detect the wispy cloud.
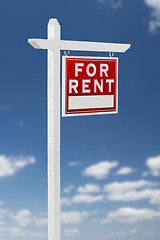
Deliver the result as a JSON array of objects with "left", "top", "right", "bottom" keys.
[
  {"left": 99, "top": 229, "right": 138, "bottom": 238},
  {"left": 11, "top": 209, "right": 48, "bottom": 227},
  {"left": 0, "top": 155, "right": 36, "bottom": 177},
  {"left": 104, "top": 180, "right": 158, "bottom": 192},
  {"left": 63, "top": 228, "right": 79, "bottom": 236},
  {"left": 63, "top": 185, "right": 74, "bottom": 193},
  {"left": 0, "top": 201, "right": 5, "bottom": 206},
  {"left": 0, "top": 198, "right": 50, "bottom": 240},
  {"left": 115, "top": 167, "right": 135, "bottom": 175},
  {"left": 82, "top": 161, "right": 119, "bottom": 179},
  {"left": 144, "top": 0, "right": 160, "bottom": 33},
  {"left": 98, "top": 0, "right": 122, "bottom": 9},
  {"left": 0, "top": 207, "right": 47, "bottom": 240},
  {"left": 142, "top": 171, "right": 149, "bottom": 177},
  {"left": 129, "top": 229, "right": 138, "bottom": 234},
  {"left": 68, "top": 161, "right": 81, "bottom": 167},
  {"left": 17, "top": 120, "right": 24, "bottom": 127},
  {"left": 0, "top": 209, "right": 9, "bottom": 219},
  {"left": 12, "top": 209, "right": 33, "bottom": 227},
  {"left": 61, "top": 211, "right": 92, "bottom": 224},
  {"left": 110, "top": 0, "right": 122, "bottom": 8},
  {"left": 61, "top": 198, "right": 72, "bottom": 206},
  {"left": 101, "top": 207, "right": 160, "bottom": 223},
  {"left": 144, "top": 230, "right": 155, "bottom": 236},
  {"left": 0, "top": 227, "right": 47, "bottom": 239},
  {"left": 34, "top": 217, "right": 48, "bottom": 227},
  {"left": 61, "top": 192, "right": 104, "bottom": 205},
  {"left": 99, "top": 231, "right": 126, "bottom": 237},
  {"left": 72, "top": 194, "right": 104, "bottom": 204},
  {"left": 77, "top": 184, "right": 101, "bottom": 193}
]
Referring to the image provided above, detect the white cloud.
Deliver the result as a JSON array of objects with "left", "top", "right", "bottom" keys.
[
  {"left": 116, "top": 167, "right": 135, "bottom": 175},
  {"left": 104, "top": 180, "right": 157, "bottom": 192},
  {"left": 62, "top": 187, "right": 104, "bottom": 205},
  {"left": 61, "top": 198, "right": 72, "bottom": 206},
  {"left": 104, "top": 180, "right": 160, "bottom": 204},
  {"left": 63, "top": 185, "right": 74, "bottom": 193},
  {"left": 0, "top": 208, "right": 48, "bottom": 239},
  {"left": 101, "top": 207, "right": 160, "bottom": 223},
  {"left": 149, "top": 190, "right": 160, "bottom": 204},
  {"left": 146, "top": 155, "right": 160, "bottom": 176},
  {"left": 12, "top": 209, "right": 32, "bottom": 227},
  {"left": 72, "top": 194, "right": 104, "bottom": 204},
  {"left": 144, "top": 0, "right": 160, "bottom": 33},
  {"left": 82, "top": 161, "right": 118, "bottom": 179},
  {"left": 63, "top": 228, "right": 79, "bottom": 236},
  {"left": 1, "top": 226, "right": 47, "bottom": 239},
  {"left": 77, "top": 184, "right": 101, "bottom": 193},
  {"left": 68, "top": 161, "right": 80, "bottom": 167},
  {"left": 11, "top": 209, "right": 48, "bottom": 227},
  {"left": 145, "top": 0, "right": 160, "bottom": 8},
  {"left": 0, "top": 226, "right": 47, "bottom": 239},
  {"left": 107, "top": 188, "right": 160, "bottom": 204},
  {"left": 0, "top": 155, "right": 36, "bottom": 177},
  {"left": 61, "top": 211, "right": 91, "bottom": 224}
]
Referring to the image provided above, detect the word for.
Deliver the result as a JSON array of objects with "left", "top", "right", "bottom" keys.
[{"left": 75, "top": 63, "right": 109, "bottom": 77}]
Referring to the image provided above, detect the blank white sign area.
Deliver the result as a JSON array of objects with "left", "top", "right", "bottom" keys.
[{"left": 68, "top": 95, "right": 114, "bottom": 110}]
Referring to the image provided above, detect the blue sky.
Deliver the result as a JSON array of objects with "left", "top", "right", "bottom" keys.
[{"left": 0, "top": 0, "right": 160, "bottom": 239}]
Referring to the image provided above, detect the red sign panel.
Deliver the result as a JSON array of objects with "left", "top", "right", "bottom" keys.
[{"left": 62, "top": 56, "right": 118, "bottom": 117}]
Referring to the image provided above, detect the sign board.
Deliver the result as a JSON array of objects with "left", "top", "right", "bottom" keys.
[{"left": 62, "top": 56, "right": 118, "bottom": 117}]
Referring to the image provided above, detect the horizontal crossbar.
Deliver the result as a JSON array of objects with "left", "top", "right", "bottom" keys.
[
  {"left": 59, "top": 40, "right": 131, "bottom": 53},
  {"left": 28, "top": 39, "right": 131, "bottom": 53}
]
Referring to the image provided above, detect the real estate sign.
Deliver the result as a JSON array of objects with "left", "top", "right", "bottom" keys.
[{"left": 62, "top": 56, "right": 118, "bottom": 117}]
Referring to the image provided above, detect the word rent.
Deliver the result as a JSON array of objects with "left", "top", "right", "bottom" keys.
[
  {"left": 62, "top": 57, "right": 118, "bottom": 116},
  {"left": 69, "top": 63, "right": 114, "bottom": 94}
]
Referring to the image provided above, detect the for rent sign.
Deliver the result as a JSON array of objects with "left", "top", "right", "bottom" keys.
[
  {"left": 29, "top": 18, "right": 131, "bottom": 240},
  {"left": 62, "top": 56, "right": 118, "bottom": 117}
]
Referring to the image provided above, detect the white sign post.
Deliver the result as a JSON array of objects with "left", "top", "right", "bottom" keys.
[{"left": 28, "top": 18, "right": 130, "bottom": 240}]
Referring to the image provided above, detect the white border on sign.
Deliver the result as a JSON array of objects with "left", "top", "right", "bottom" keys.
[{"left": 62, "top": 56, "right": 118, "bottom": 117}]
